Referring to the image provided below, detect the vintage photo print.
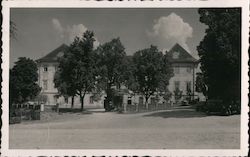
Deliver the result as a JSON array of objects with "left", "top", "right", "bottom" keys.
[{"left": 1, "top": 0, "right": 249, "bottom": 156}]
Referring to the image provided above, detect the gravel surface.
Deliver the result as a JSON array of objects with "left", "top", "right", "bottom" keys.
[{"left": 9, "top": 107, "right": 240, "bottom": 149}]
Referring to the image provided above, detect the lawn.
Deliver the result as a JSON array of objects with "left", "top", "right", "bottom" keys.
[{"left": 9, "top": 106, "right": 240, "bottom": 149}]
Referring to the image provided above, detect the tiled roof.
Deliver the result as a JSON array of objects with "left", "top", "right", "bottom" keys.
[
  {"left": 37, "top": 44, "right": 68, "bottom": 63},
  {"left": 166, "top": 43, "right": 198, "bottom": 63},
  {"left": 37, "top": 43, "right": 198, "bottom": 64}
]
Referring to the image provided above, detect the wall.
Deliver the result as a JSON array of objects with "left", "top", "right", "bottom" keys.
[{"left": 168, "top": 62, "right": 197, "bottom": 100}]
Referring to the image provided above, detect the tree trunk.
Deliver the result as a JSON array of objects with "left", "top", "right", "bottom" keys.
[
  {"left": 145, "top": 96, "right": 149, "bottom": 110},
  {"left": 105, "top": 83, "right": 112, "bottom": 111},
  {"left": 80, "top": 96, "right": 84, "bottom": 111},
  {"left": 71, "top": 96, "right": 74, "bottom": 109}
]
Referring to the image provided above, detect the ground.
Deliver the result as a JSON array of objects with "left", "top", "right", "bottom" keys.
[{"left": 9, "top": 106, "right": 240, "bottom": 149}]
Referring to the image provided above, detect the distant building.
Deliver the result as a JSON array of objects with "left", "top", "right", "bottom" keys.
[
  {"left": 36, "top": 44, "right": 103, "bottom": 108},
  {"left": 166, "top": 43, "right": 199, "bottom": 101},
  {"left": 36, "top": 43, "right": 200, "bottom": 108}
]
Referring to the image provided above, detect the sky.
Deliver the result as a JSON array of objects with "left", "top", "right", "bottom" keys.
[{"left": 10, "top": 8, "right": 207, "bottom": 67}]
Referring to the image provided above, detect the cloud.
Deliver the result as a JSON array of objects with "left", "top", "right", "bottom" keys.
[
  {"left": 93, "top": 38, "right": 100, "bottom": 48},
  {"left": 148, "top": 12, "right": 193, "bottom": 52},
  {"left": 65, "top": 24, "right": 88, "bottom": 42},
  {"left": 51, "top": 18, "right": 100, "bottom": 48},
  {"left": 52, "top": 18, "right": 64, "bottom": 37}
]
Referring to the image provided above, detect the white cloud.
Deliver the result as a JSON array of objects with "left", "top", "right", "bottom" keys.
[
  {"left": 52, "top": 18, "right": 64, "bottom": 38},
  {"left": 51, "top": 18, "right": 100, "bottom": 48},
  {"left": 65, "top": 24, "right": 88, "bottom": 42},
  {"left": 148, "top": 12, "right": 193, "bottom": 52},
  {"left": 93, "top": 38, "right": 100, "bottom": 49}
]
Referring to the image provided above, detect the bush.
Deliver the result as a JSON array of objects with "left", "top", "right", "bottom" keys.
[
  {"left": 196, "top": 99, "right": 240, "bottom": 116},
  {"left": 9, "top": 116, "right": 21, "bottom": 124}
]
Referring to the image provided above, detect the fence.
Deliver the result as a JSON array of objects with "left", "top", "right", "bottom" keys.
[
  {"left": 123, "top": 102, "right": 172, "bottom": 113},
  {"left": 9, "top": 103, "right": 41, "bottom": 124}
]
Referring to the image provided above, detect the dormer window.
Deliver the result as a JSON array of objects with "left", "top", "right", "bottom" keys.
[
  {"left": 43, "top": 66, "right": 48, "bottom": 72},
  {"left": 173, "top": 51, "right": 180, "bottom": 59},
  {"left": 57, "top": 52, "right": 64, "bottom": 57}
]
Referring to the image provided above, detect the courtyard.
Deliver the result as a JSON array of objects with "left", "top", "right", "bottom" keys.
[{"left": 9, "top": 106, "right": 240, "bottom": 149}]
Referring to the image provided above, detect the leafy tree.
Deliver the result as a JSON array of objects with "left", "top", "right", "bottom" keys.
[
  {"left": 35, "top": 94, "right": 48, "bottom": 104},
  {"left": 96, "top": 38, "right": 126, "bottom": 111},
  {"left": 160, "top": 89, "right": 172, "bottom": 103},
  {"left": 57, "top": 30, "right": 98, "bottom": 111},
  {"left": 195, "top": 72, "right": 208, "bottom": 99},
  {"left": 197, "top": 8, "right": 241, "bottom": 101},
  {"left": 10, "top": 57, "right": 41, "bottom": 105},
  {"left": 54, "top": 70, "right": 76, "bottom": 108},
  {"left": 174, "top": 88, "right": 182, "bottom": 103},
  {"left": 132, "top": 45, "right": 173, "bottom": 109},
  {"left": 122, "top": 56, "right": 139, "bottom": 91}
]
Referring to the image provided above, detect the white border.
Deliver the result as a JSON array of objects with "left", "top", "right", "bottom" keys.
[{"left": 2, "top": 0, "right": 249, "bottom": 156}]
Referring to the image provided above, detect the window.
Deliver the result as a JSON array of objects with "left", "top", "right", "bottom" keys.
[
  {"left": 173, "top": 51, "right": 180, "bottom": 59},
  {"left": 174, "top": 81, "right": 180, "bottom": 90},
  {"left": 174, "top": 67, "right": 180, "bottom": 74},
  {"left": 186, "top": 81, "right": 191, "bottom": 94},
  {"left": 89, "top": 96, "right": 94, "bottom": 104},
  {"left": 186, "top": 66, "right": 192, "bottom": 73},
  {"left": 64, "top": 97, "right": 68, "bottom": 104},
  {"left": 43, "top": 66, "right": 48, "bottom": 72},
  {"left": 127, "top": 96, "right": 132, "bottom": 105},
  {"left": 43, "top": 80, "right": 48, "bottom": 90}
]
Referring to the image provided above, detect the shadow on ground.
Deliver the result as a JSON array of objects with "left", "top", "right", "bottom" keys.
[
  {"left": 59, "top": 108, "right": 92, "bottom": 114},
  {"left": 143, "top": 108, "right": 207, "bottom": 118}
]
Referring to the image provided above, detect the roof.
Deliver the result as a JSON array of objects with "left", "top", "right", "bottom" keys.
[
  {"left": 166, "top": 43, "right": 198, "bottom": 63},
  {"left": 37, "top": 44, "right": 68, "bottom": 63}
]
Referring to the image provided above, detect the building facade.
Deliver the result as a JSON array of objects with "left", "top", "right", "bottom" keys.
[
  {"left": 166, "top": 43, "right": 199, "bottom": 101},
  {"left": 36, "top": 43, "right": 200, "bottom": 108},
  {"left": 36, "top": 44, "right": 104, "bottom": 108}
]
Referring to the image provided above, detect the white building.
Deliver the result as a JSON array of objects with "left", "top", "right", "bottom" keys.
[{"left": 36, "top": 43, "right": 201, "bottom": 109}]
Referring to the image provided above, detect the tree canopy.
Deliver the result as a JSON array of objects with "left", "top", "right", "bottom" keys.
[
  {"left": 195, "top": 72, "right": 207, "bottom": 98},
  {"left": 132, "top": 45, "right": 173, "bottom": 108},
  {"left": 197, "top": 8, "right": 241, "bottom": 101},
  {"left": 96, "top": 38, "right": 126, "bottom": 110},
  {"left": 54, "top": 70, "right": 76, "bottom": 107},
  {"left": 10, "top": 57, "right": 41, "bottom": 104},
  {"left": 56, "top": 30, "right": 98, "bottom": 111}
]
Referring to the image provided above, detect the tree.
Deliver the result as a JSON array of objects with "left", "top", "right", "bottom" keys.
[
  {"left": 56, "top": 30, "right": 98, "bottom": 111},
  {"left": 197, "top": 9, "right": 241, "bottom": 101},
  {"left": 10, "top": 57, "right": 41, "bottom": 105},
  {"left": 174, "top": 88, "right": 183, "bottom": 103},
  {"left": 54, "top": 70, "right": 76, "bottom": 108},
  {"left": 132, "top": 45, "right": 173, "bottom": 109},
  {"left": 121, "top": 56, "right": 139, "bottom": 92},
  {"left": 195, "top": 72, "right": 208, "bottom": 99},
  {"left": 96, "top": 38, "right": 126, "bottom": 111}
]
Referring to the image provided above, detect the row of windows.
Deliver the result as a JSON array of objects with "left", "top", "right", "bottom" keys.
[
  {"left": 173, "top": 66, "right": 192, "bottom": 74},
  {"left": 43, "top": 66, "right": 191, "bottom": 74},
  {"left": 174, "top": 81, "right": 192, "bottom": 92}
]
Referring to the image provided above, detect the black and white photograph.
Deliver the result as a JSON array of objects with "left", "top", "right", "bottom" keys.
[{"left": 1, "top": 0, "right": 249, "bottom": 156}]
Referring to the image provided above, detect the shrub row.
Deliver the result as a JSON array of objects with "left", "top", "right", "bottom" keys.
[{"left": 196, "top": 100, "right": 240, "bottom": 116}]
